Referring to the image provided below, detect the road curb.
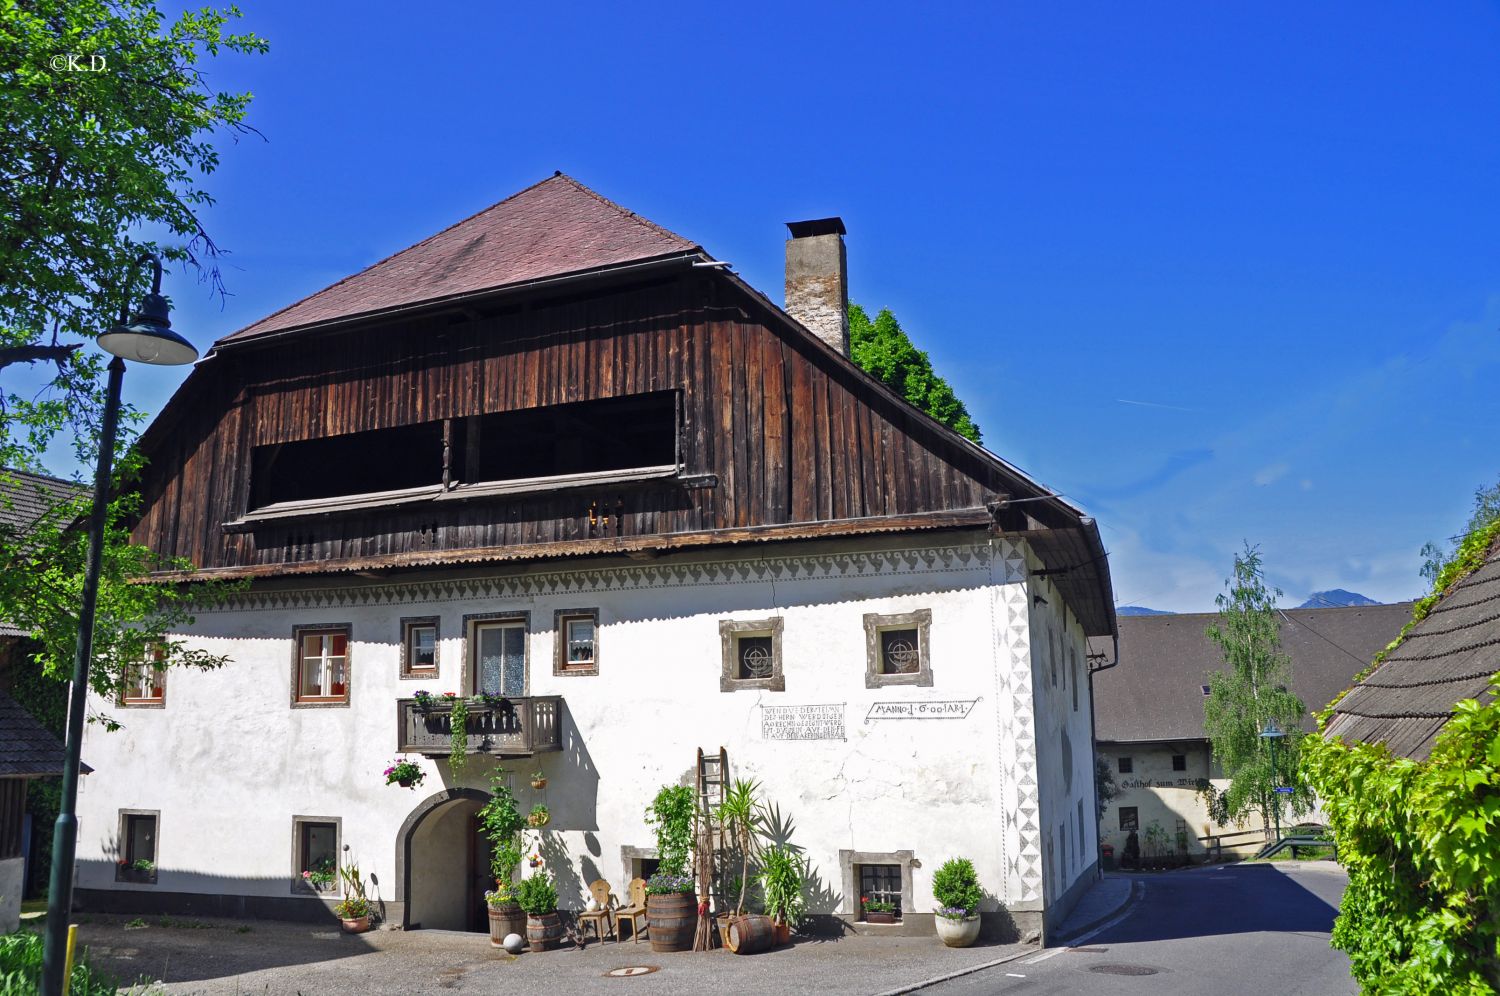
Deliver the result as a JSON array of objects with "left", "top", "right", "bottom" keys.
[
  {"left": 1052, "top": 878, "right": 1144, "bottom": 946},
  {"left": 871, "top": 946, "right": 1037, "bottom": 996}
]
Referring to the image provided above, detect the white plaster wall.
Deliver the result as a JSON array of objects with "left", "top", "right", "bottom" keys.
[
  {"left": 75, "top": 532, "right": 1086, "bottom": 922},
  {"left": 1025, "top": 564, "right": 1098, "bottom": 909},
  {"left": 0, "top": 855, "right": 21, "bottom": 934},
  {"left": 1098, "top": 744, "right": 1217, "bottom": 857}
]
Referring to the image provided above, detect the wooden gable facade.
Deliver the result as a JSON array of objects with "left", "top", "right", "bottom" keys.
[{"left": 130, "top": 177, "right": 1115, "bottom": 637}]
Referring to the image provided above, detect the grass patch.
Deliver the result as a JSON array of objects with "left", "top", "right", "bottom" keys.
[{"left": 0, "top": 927, "right": 157, "bottom": 995}]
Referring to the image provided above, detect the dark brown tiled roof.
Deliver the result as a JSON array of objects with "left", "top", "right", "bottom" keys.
[
  {"left": 0, "top": 689, "right": 66, "bottom": 778},
  {"left": 0, "top": 470, "right": 86, "bottom": 637},
  {"left": 1092, "top": 602, "right": 1415, "bottom": 744},
  {"left": 1323, "top": 543, "right": 1500, "bottom": 760},
  {"left": 224, "top": 173, "right": 700, "bottom": 343}
]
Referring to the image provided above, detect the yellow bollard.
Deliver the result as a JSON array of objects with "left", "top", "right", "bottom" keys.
[{"left": 62, "top": 922, "right": 77, "bottom": 996}]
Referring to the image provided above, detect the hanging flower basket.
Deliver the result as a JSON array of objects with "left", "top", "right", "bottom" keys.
[{"left": 526, "top": 805, "right": 551, "bottom": 828}]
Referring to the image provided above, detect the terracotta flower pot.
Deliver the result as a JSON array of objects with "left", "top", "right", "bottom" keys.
[
  {"left": 935, "top": 914, "right": 981, "bottom": 947},
  {"left": 864, "top": 911, "right": 896, "bottom": 924},
  {"left": 772, "top": 919, "right": 791, "bottom": 945},
  {"left": 340, "top": 915, "right": 371, "bottom": 934}
]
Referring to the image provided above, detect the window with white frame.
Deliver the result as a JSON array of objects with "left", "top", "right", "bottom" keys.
[
  {"left": 121, "top": 645, "right": 166, "bottom": 707},
  {"left": 399, "top": 617, "right": 439, "bottom": 679},
  {"left": 466, "top": 613, "right": 528, "bottom": 697},
  {"left": 554, "top": 609, "right": 599, "bottom": 676},
  {"left": 293, "top": 626, "right": 350, "bottom": 706}
]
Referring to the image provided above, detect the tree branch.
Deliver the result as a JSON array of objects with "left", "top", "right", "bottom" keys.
[{"left": 0, "top": 343, "right": 81, "bottom": 371}]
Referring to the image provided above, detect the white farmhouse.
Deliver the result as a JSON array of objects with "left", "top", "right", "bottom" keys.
[{"left": 74, "top": 175, "right": 1115, "bottom": 943}]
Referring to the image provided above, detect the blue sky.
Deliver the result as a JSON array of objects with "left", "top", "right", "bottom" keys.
[{"left": 38, "top": 1, "right": 1500, "bottom": 612}]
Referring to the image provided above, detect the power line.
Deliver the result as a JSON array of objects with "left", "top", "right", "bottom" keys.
[{"left": 1275, "top": 608, "right": 1374, "bottom": 669}]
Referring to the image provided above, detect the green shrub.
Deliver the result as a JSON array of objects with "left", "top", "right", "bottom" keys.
[
  {"left": 1303, "top": 678, "right": 1500, "bottom": 994},
  {"left": 931, "top": 857, "right": 983, "bottom": 915},
  {"left": 0, "top": 929, "right": 137, "bottom": 995},
  {"left": 757, "top": 846, "right": 805, "bottom": 929},
  {"left": 515, "top": 873, "right": 558, "bottom": 916},
  {"left": 644, "top": 784, "right": 696, "bottom": 877}
]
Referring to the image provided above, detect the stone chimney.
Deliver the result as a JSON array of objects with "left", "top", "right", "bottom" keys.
[{"left": 784, "top": 217, "right": 848, "bottom": 355}]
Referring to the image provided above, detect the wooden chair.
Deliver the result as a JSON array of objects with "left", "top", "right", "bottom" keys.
[
  {"left": 615, "top": 877, "right": 648, "bottom": 943},
  {"left": 577, "top": 879, "right": 615, "bottom": 943}
]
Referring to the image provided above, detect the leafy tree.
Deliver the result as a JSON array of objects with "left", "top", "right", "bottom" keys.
[
  {"left": 1420, "top": 473, "right": 1500, "bottom": 588},
  {"left": 848, "top": 304, "right": 982, "bottom": 443},
  {"left": 1199, "top": 545, "right": 1313, "bottom": 831},
  {"left": 1094, "top": 753, "right": 1119, "bottom": 821},
  {"left": 2, "top": 2, "right": 266, "bottom": 470},
  {"left": 0, "top": 1, "right": 264, "bottom": 716}
]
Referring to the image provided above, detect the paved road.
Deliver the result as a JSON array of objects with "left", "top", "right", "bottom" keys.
[{"left": 925, "top": 862, "right": 1354, "bottom": 996}]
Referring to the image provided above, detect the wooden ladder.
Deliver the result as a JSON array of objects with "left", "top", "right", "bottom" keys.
[
  {"left": 696, "top": 746, "right": 729, "bottom": 820},
  {"left": 694, "top": 747, "right": 729, "bottom": 949}
]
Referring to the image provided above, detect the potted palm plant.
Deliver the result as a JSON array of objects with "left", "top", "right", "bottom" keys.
[
  {"left": 517, "top": 873, "right": 562, "bottom": 950},
  {"left": 758, "top": 845, "right": 805, "bottom": 944},
  {"left": 716, "top": 779, "right": 763, "bottom": 944},
  {"left": 931, "top": 857, "right": 983, "bottom": 947}
]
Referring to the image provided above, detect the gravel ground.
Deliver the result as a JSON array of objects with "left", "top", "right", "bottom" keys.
[{"left": 73, "top": 914, "right": 1033, "bottom": 995}]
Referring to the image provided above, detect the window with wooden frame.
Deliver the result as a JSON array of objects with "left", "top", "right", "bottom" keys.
[
  {"left": 464, "top": 612, "right": 528, "bottom": 697},
  {"left": 399, "top": 617, "right": 439, "bottom": 679},
  {"left": 292, "top": 816, "right": 341, "bottom": 895},
  {"left": 553, "top": 609, "right": 599, "bottom": 676},
  {"left": 292, "top": 625, "right": 351, "bottom": 707},
  {"left": 121, "top": 644, "right": 166, "bottom": 707},
  {"left": 719, "top": 618, "right": 785, "bottom": 692},
  {"left": 863, "top": 609, "right": 932, "bottom": 688},
  {"left": 858, "top": 863, "right": 903, "bottom": 919},
  {"left": 116, "top": 810, "right": 158, "bottom": 884}
]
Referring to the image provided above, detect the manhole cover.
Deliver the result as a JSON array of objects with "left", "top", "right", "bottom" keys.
[
  {"left": 604, "top": 966, "right": 661, "bottom": 977},
  {"left": 1089, "top": 964, "right": 1161, "bottom": 976}
]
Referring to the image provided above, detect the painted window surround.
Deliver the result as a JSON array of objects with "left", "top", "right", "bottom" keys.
[
  {"left": 398, "top": 616, "right": 440, "bottom": 680},
  {"left": 718, "top": 617, "right": 785, "bottom": 692},
  {"left": 862, "top": 608, "right": 933, "bottom": 688}
]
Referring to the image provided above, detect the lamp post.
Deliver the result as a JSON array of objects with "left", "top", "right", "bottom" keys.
[
  {"left": 41, "top": 253, "right": 198, "bottom": 996},
  {"left": 1259, "top": 718, "right": 1287, "bottom": 845}
]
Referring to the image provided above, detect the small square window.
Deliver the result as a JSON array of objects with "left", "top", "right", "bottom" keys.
[
  {"left": 719, "top": 618, "right": 784, "bottom": 692},
  {"left": 1172, "top": 754, "right": 1187, "bottom": 771},
  {"left": 121, "top": 646, "right": 166, "bottom": 707},
  {"left": 1119, "top": 806, "right": 1138, "bottom": 832},
  {"left": 116, "top": 810, "right": 158, "bottom": 884},
  {"left": 863, "top": 610, "right": 932, "bottom": 688},
  {"left": 400, "top": 617, "right": 439, "bottom": 679},
  {"left": 858, "top": 863, "right": 903, "bottom": 920},
  {"left": 1118, "top": 756, "right": 1133, "bottom": 774},
  {"left": 554, "top": 609, "right": 599, "bottom": 676},
  {"left": 292, "top": 625, "right": 351, "bottom": 706},
  {"left": 1201, "top": 684, "right": 1212, "bottom": 697},
  {"left": 293, "top": 817, "right": 340, "bottom": 895}
]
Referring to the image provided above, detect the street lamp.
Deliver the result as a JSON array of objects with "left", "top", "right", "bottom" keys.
[
  {"left": 1259, "top": 718, "right": 1287, "bottom": 845},
  {"left": 41, "top": 253, "right": 198, "bottom": 996}
]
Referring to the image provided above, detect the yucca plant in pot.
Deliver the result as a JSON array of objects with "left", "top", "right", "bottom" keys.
[
  {"left": 716, "top": 779, "right": 763, "bottom": 944},
  {"left": 931, "top": 857, "right": 984, "bottom": 947},
  {"left": 759, "top": 845, "right": 805, "bottom": 944}
]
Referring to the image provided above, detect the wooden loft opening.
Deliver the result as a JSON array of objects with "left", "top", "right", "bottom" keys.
[{"left": 239, "top": 390, "right": 682, "bottom": 523}]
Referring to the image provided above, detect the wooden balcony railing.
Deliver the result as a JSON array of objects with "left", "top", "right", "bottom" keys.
[{"left": 396, "top": 696, "right": 563, "bottom": 757}]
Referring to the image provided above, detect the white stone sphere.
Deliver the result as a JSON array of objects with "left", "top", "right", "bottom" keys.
[
  {"left": 586, "top": 898, "right": 599, "bottom": 912},
  {"left": 502, "top": 932, "right": 525, "bottom": 954}
]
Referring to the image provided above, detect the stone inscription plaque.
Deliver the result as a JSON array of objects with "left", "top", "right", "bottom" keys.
[
  {"left": 864, "top": 698, "right": 980, "bottom": 723},
  {"left": 761, "top": 703, "right": 846, "bottom": 741}
]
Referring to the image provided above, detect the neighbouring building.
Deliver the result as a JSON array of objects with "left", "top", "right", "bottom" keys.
[
  {"left": 72, "top": 174, "right": 1115, "bottom": 942},
  {"left": 0, "top": 690, "right": 67, "bottom": 932},
  {"left": 1323, "top": 543, "right": 1499, "bottom": 758},
  {"left": 1092, "top": 603, "right": 1412, "bottom": 859}
]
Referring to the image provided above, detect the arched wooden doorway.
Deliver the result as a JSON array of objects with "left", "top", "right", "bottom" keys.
[{"left": 397, "top": 788, "right": 493, "bottom": 931}]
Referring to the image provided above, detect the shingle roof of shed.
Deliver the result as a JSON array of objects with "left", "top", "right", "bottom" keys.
[
  {"left": 1093, "top": 602, "right": 1415, "bottom": 744},
  {"left": 224, "top": 173, "right": 700, "bottom": 344},
  {"left": 1323, "top": 542, "right": 1500, "bottom": 760},
  {"left": 0, "top": 689, "right": 66, "bottom": 778},
  {"left": 0, "top": 470, "right": 86, "bottom": 637}
]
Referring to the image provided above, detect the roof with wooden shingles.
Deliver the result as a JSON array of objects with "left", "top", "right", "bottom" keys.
[
  {"left": 0, "top": 689, "right": 66, "bottom": 778},
  {"left": 1323, "top": 540, "right": 1500, "bottom": 760}
]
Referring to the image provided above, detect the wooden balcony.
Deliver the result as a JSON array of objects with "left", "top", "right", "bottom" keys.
[{"left": 396, "top": 696, "right": 563, "bottom": 757}]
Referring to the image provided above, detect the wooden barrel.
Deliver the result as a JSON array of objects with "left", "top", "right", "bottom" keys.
[
  {"left": 526, "top": 912, "right": 563, "bottom": 951},
  {"left": 727, "top": 914, "right": 775, "bottom": 954},
  {"left": 489, "top": 904, "right": 525, "bottom": 946},
  {"left": 647, "top": 892, "right": 697, "bottom": 952}
]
